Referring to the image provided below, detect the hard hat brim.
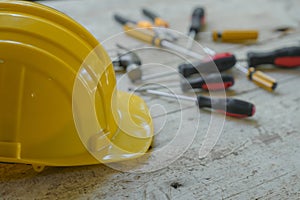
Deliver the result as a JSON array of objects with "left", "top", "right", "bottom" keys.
[{"left": 78, "top": 91, "right": 154, "bottom": 164}]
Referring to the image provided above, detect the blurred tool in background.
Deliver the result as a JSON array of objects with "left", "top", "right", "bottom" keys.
[
  {"left": 142, "top": 8, "right": 178, "bottom": 41},
  {"left": 134, "top": 73, "right": 235, "bottom": 91},
  {"left": 142, "top": 8, "right": 169, "bottom": 27},
  {"left": 246, "top": 46, "right": 300, "bottom": 68},
  {"left": 114, "top": 16, "right": 277, "bottom": 92},
  {"left": 202, "top": 47, "right": 277, "bottom": 92},
  {"left": 132, "top": 89, "right": 255, "bottom": 118},
  {"left": 112, "top": 44, "right": 143, "bottom": 82},
  {"left": 203, "top": 30, "right": 259, "bottom": 43},
  {"left": 186, "top": 7, "right": 205, "bottom": 49},
  {"left": 178, "top": 52, "right": 237, "bottom": 76},
  {"left": 114, "top": 13, "right": 177, "bottom": 41},
  {"left": 113, "top": 44, "right": 234, "bottom": 91},
  {"left": 114, "top": 18, "right": 204, "bottom": 58},
  {"left": 186, "top": 7, "right": 259, "bottom": 49}
]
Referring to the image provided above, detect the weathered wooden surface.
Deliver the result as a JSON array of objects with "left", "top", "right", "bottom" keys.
[{"left": 1, "top": 0, "right": 300, "bottom": 199}]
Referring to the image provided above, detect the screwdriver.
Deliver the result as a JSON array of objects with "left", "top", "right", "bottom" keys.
[
  {"left": 112, "top": 44, "right": 143, "bottom": 81},
  {"left": 137, "top": 74, "right": 234, "bottom": 91},
  {"left": 128, "top": 53, "right": 236, "bottom": 82},
  {"left": 142, "top": 8, "right": 178, "bottom": 41},
  {"left": 208, "top": 30, "right": 259, "bottom": 43},
  {"left": 114, "top": 14, "right": 153, "bottom": 29},
  {"left": 142, "top": 8, "right": 169, "bottom": 28},
  {"left": 114, "top": 20, "right": 204, "bottom": 59},
  {"left": 186, "top": 7, "right": 205, "bottom": 49},
  {"left": 178, "top": 52, "right": 237, "bottom": 77},
  {"left": 114, "top": 14, "right": 176, "bottom": 41},
  {"left": 235, "top": 64, "right": 277, "bottom": 91},
  {"left": 134, "top": 89, "right": 255, "bottom": 118},
  {"left": 114, "top": 18, "right": 275, "bottom": 91},
  {"left": 203, "top": 48, "right": 277, "bottom": 92},
  {"left": 246, "top": 46, "right": 300, "bottom": 68},
  {"left": 186, "top": 8, "right": 258, "bottom": 48}
]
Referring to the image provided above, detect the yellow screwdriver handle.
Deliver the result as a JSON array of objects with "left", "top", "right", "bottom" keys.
[
  {"left": 123, "top": 23, "right": 161, "bottom": 46},
  {"left": 154, "top": 18, "right": 169, "bottom": 28},
  {"left": 212, "top": 30, "right": 259, "bottom": 43},
  {"left": 247, "top": 67, "right": 277, "bottom": 91},
  {"left": 136, "top": 21, "right": 154, "bottom": 29}
]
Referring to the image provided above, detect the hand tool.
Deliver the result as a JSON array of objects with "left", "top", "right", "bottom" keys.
[
  {"left": 133, "top": 89, "right": 255, "bottom": 118},
  {"left": 235, "top": 64, "right": 277, "bottom": 91},
  {"left": 203, "top": 48, "right": 277, "bottom": 91},
  {"left": 205, "top": 30, "right": 259, "bottom": 43},
  {"left": 136, "top": 73, "right": 234, "bottom": 91},
  {"left": 188, "top": 30, "right": 259, "bottom": 46},
  {"left": 142, "top": 8, "right": 178, "bottom": 41},
  {"left": 186, "top": 7, "right": 205, "bottom": 49},
  {"left": 112, "top": 48, "right": 141, "bottom": 71},
  {"left": 113, "top": 18, "right": 204, "bottom": 59},
  {"left": 186, "top": 7, "right": 258, "bottom": 48},
  {"left": 182, "top": 74, "right": 234, "bottom": 91},
  {"left": 114, "top": 18, "right": 276, "bottom": 91},
  {"left": 178, "top": 52, "right": 237, "bottom": 77},
  {"left": 246, "top": 46, "right": 300, "bottom": 68},
  {"left": 114, "top": 14, "right": 153, "bottom": 29},
  {"left": 114, "top": 14, "right": 177, "bottom": 41},
  {"left": 129, "top": 52, "right": 236, "bottom": 82},
  {"left": 142, "top": 8, "right": 169, "bottom": 28},
  {"left": 112, "top": 44, "right": 143, "bottom": 81}
]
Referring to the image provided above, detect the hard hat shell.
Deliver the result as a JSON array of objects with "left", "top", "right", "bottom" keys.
[{"left": 0, "top": 1, "right": 153, "bottom": 171}]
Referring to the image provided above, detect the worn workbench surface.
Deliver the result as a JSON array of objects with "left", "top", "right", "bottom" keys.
[{"left": 1, "top": 0, "right": 300, "bottom": 199}]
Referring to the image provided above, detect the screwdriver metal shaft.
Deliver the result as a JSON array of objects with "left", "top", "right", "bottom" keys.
[
  {"left": 135, "top": 89, "right": 255, "bottom": 118},
  {"left": 161, "top": 39, "right": 204, "bottom": 59},
  {"left": 122, "top": 23, "right": 204, "bottom": 59},
  {"left": 141, "top": 89, "right": 196, "bottom": 101}
]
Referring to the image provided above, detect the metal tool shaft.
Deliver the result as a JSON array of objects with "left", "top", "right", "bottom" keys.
[
  {"left": 141, "top": 89, "right": 196, "bottom": 102},
  {"left": 161, "top": 40, "right": 204, "bottom": 59}
]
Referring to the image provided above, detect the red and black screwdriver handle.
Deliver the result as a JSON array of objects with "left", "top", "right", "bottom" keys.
[
  {"left": 181, "top": 73, "right": 234, "bottom": 91},
  {"left": 247, "top": 46, "right": 300, "bottom": 68},
  {"left": 189, "top": 7, "right": 205, "bottom": 34},
  {"left": 178, "top": 53, "right": 237, "bottom": 77},
  {"left": 197, "top": 96, "right": 256, "bottom": 118}
]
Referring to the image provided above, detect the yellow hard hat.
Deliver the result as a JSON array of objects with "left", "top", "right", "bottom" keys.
[{"left": 0, "top": 1, "right": 153, "bottom": 171}]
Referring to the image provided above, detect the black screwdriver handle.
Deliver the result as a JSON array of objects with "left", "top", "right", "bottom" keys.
[
  {"left": 142, "top": 8, "right": 158, "bottom": 21},
  {"left": 114, "top": 14, "right": 136, "bottom": 25},
  {"left": 197, "top": 96, "right": 255, "bottom": 118},
  {"left": 247, "top": 46, "right": 300, "bottom": 68},
  {"left": 181, "top": 74, "right": 234, "bottom": 91},
  {"left": 178, "top": 53, "right": 237, "bottom": 77},
  {"left": 189, "top": 7, "right": 205, "bottom": 33}
]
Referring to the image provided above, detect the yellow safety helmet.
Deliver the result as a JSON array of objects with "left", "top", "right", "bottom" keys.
[{"left": 0, "top": 1, "right": 153, "bottom": 171}]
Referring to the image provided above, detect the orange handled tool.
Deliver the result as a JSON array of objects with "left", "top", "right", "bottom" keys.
[{"left": 142, "top": 8, "right": 169, "bottom": 28}]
